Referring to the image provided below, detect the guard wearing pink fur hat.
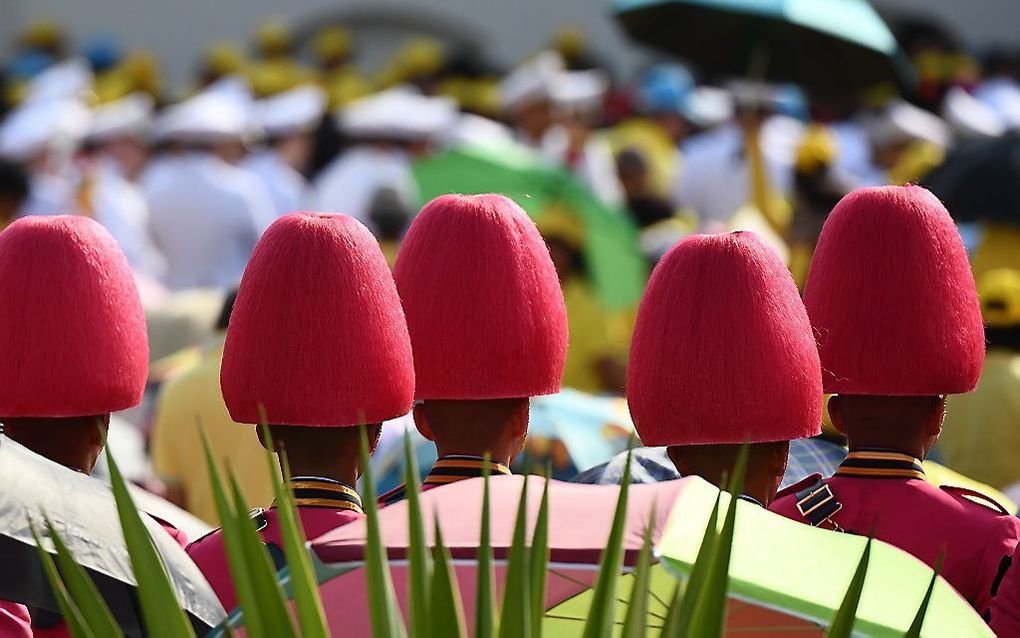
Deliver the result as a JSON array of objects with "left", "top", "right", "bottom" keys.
[
  {"left": 379, "top": 193, "right": 568, "bottom": 505},
  {"left": 627, "top": 230, "right": 822, "bottom": 507},
  {"left": 0, "top": 216, "right": 181, "bottom": 633},
  {"left": 187, "top": 212, "right": 415, "bottom": 610},
  {"left": 769, "top": 185, "right": 1020, "bottom": 617}
]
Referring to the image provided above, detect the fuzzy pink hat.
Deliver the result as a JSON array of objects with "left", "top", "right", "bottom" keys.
[
  {"left": 804, "top": 185, "right": 984, "bottom": 395},
  {"left": 0, "top": 216, "right": 148, "bottom": 417},
  {"left": 221, "top": 213, "right": 414, "bottom": 426},
  {"left": 393, "top": 194, "right": 568, "bottom": 399},
  {"left": 627, "top": 231, "right": 822, "bottom": 446}
]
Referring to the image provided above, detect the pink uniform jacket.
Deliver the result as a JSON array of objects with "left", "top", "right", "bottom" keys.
[
  {"left": 187, "top": 477, "right": 364, "bottom": 611},
  {"left": 770, "top": 450, "right": 1020, "bottom": 617},
  {"left": 378, "top": 454, "right": 512, "bottom": 507},
  {"left": 990, "top": 542, "right": 1020, "bottom": 635}
]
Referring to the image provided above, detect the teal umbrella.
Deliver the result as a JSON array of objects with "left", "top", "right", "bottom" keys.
[
  {"left": 614, "top": 0, "right": 914, "bottom": 98},
  {"left": 413, "top": 142, "right": 648, "bottom": 310}
]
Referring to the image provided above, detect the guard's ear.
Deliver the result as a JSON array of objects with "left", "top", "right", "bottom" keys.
[
  {"left": 827, "top": 395, "right": 846, "bottom": 436},
  {"left": 927, "top": 395, "right": 947, "bottom": 437},
  {"left": 413, "top": 403, "right": 434, "bottom": 441}
]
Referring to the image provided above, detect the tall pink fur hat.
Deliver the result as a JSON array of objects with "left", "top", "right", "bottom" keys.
[
  {"left": 393, "top": 194, "right": 568, "bottom": 399},
  {"left": 627, "top": 231, "right": 822, "bottom": 446},
  {"left": 804, "top": 185, "right": 984, "bottom": 395},
  {"left": 0, "top": 216, "right": 148, "bottom": 417},
  {"left": 221, "top": 213, "right": 415, "bottom": 426}
]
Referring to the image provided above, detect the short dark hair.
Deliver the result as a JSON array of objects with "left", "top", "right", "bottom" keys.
[{"left": 216, "top": 288, "right": 239, "bottom": 331}]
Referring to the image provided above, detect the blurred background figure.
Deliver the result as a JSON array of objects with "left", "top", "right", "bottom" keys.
[
  {"left": 537, "top": 209, "right": 629, "bottom": 394},
  {"left": 143, "top": 85, "right": 274, "bottom": 290},
  {"left": 150, "top": 289, "right": 273, "bottom": 524},
  {"left": 244, "top": 84, "right": 325, "bottom": 216},
  {"left": 938, "top": 269, "right": 1020, "bottom": 490}
]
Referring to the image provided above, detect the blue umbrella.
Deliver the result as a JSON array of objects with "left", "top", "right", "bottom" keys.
[{"left": 614, "top": 0, "right": 914, "bottom": 98}]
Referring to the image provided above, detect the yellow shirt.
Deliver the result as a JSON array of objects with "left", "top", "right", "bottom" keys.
[
  {"left": 971, "top": 224, "right": 1020, "bottom": 282},
  {"left": 150, "top": 336, "right": 274, "bottom": 524},
  {"left": 561, "top": 277, "right": 631, "bottom": 393},
  {"left": 938, "top": 349, "right": 1020, "bottom": 490}
]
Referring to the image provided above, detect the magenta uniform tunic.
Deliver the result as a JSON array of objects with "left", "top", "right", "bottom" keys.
[
  {"left": 187, "top": 476, "right": 364, "bottom": 611},
  {"left": 770, "top": 449, "right": 1020, "bottom": 617}
]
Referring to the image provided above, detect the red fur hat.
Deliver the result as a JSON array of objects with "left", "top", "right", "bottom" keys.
[
  {"left": 0, "top": 216, "right": 148, "bottom": 417},
  {"left": 393, "top": 194, "right": 567, "bottom": 399},
  {"left": 221, "top": 213, "right": 414, "bottom": 426},
  {"left": 627, "top": 231, "right": 822, "bottom": 446},
  {"left": 804, "top": 185, "right": 984, "bottom": 395}
]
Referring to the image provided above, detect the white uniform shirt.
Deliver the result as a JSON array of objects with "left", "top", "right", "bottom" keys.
[
  {"left": 314, "top": 146, "right": 418, "bottom": 232},
  {"left": 145, "top": 153, "right": 275, "bottom": 290},
  {"left": 243, "top": 151, "right": 315, "bottom": 218},
  {"left": 92, "top": 159, "right": 166, "bottom": 279}
]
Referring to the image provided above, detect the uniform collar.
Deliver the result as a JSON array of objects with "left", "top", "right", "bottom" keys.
[
  {"left": 274, "top": 475, "right": 363, "bottom": 514},
  {"left": 737, "top": 494, "right": 765, "bottom": 507},
  {"left": 835, "top": 448, "right": 925, "bottom": 481},
  {"left": 379, "top": 455, "right": 512, "bottom": 507},
  {"left": 423, "top": 455, "right": 512, "bottom": 487}
]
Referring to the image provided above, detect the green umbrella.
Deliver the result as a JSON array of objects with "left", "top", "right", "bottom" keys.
[
  {"left": 413, "top": 142, "right": 648, "bottom": 310},
  {"left": 614, "top": 0, "right": 914, "bottom": 98},
  {"left": 544, "top": 479, "right": 991, "bottom": 636}
]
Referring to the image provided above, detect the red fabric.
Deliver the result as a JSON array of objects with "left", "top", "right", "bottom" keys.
[
  {"left": 0, "top": 216, "right": 147, "bottom": 417},
  {"left": 804, "top": 185, "right": 984, "bottom": 395},
  {"left": 627, "top": 231, "right": 822, "bottom": 446},
  {"left": 0, "top": 601, "right": 31, "bottom": 638},
  {"left": 991, "top": 542, "right": 1020, "bottom": 635},
  {"left": 221, "top": 213, "right": 414, "bottom": 426},
  {"left": 393, "top": 194, "right": 567, "bottom": 400},
  {"left": 187, "top": 507, "right": 364, "bottom": 611},
  {"left": 770, "top": 476, "right": 1020, "bottom": 615}
]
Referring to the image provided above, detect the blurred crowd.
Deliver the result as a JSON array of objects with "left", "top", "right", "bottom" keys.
[{"left": 2, "top": 14, "right": 1020, "bottom": 523}]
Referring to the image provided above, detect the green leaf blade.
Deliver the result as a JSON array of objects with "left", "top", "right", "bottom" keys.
[
  {"left": 474, "top": 461, "right": 497, "bottom": 638},
  {"left": 44, "top": 519, "right": 122, "bottom": 637},
  {"left": 430, "top": 516, "right": 467, "bottom": 637},
  {"left": 826, "top": 536, "right": 873, "bottom": 638},
  {"left": 30, "top": 520, "right": 96, "bottom": 638},
  {"left": 404, "top": 430, "right": 432, "bottom": 638},
  {"left": 498, "top": 475, "right": 531, "bottom": 638}
]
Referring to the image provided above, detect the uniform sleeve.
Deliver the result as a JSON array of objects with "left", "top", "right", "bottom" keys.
[
  {"left": 977, "top": 517, "right": 1020, "bottom": 619},
  {"left": 992, "top": 542, "right": 1020, "bottom": 634}
]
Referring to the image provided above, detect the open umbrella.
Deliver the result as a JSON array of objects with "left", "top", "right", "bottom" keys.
[
  {"left": 923, "top": 131, "right": 1020, "bottom": 223},
  {"left": 0, "top": 436, "right": 225, "bottom": 636},
  {"left": 613, "top": 0, "right": 913, "bottom": 98},
  {"left": 309, "top": 475, "right": 987, "bottom": 635},
  {"left": 310, "top": 476, "right": 684, "bottom": 635},
  {"left": 413, "top": 142, "right": 648, "bottom": 310}
]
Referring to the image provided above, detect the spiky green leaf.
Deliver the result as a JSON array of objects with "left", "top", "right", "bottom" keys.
[
  {"left": 359, "top": 427, "right": 408, "bottom": 638},
  {"left": 826, "top": 536, "right": 873, "bottom": 638},
  {"left": 260, "top": 426, "right": 328, "bottom": 638},
  {"left": 226, "top": 470, "right": 296, "bottom": 638},
  {"left": 106, "top": 436, "right": 195, "bottom": 638},
  {"left": 685, "top": 443, "right": 748, "bottom": 637},
  {"left": 475, "top": 460, "right": 497, "bottom": 638},
  {"left": 404, "top": 430, "right": 432, "bottom": 638},
  {"left": 43, "top": 519, "right": 122, "bottom": 637},
  {"left": 621, "top": 508, "right": 656, "bottom": 638},
  {"left": 30, "top": 520, "right": 95, "bottom": 638},
  {"left": 671, "top": 490, "right": 721, "bottom": 637},
  {"left": 905, "top": 551, "right": 944, "bottom": 638},
  {"left": 581, "top": 446, "right": 633, "bottom": 638},
  {"left": 529, "top": 467, "right": 551, "bottom": 638},
  {"left": 430, "top": 515, "right": 467, "bottom": 637},
  {"left": 498, "top": 474, "right": 531, "bottom": 638},
  {"left": 199, "top": 425, "right": 264, "bottom": 638},
  {"left": 658, "top": 583, "right": 685, "bottom": 638}
]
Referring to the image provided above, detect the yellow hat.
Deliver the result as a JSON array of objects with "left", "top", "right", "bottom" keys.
[
  {"left": 795, "top": 124, "right": 836, "bottom": 174},
  {"left": 382, "top": 37, "right": 444, "bottom": 85},
  {"left": 204, "top": 42, "right": 245, "bottom": 76},
  {"left": 19, "top": 18, "right": 63, "bottom": 50},
  {"left": 255, "top": 19, "right": 293, "bottom": 57},
  {"left": 979, "top": 268, "right": 1020, "bottom": 327},
  {"left": 535, "top": 206, "right": 585, "bottom": 249},
  {"left": 313, "top": 26, "right": 353, "bottom": 63},
  {"left": 323, "top": 68, "right": 374, "bottom": 108},
  {"left": 553, "top": 27, "right": 586, "bottom": 58},
  {"left": 123, "top": 51, "right": 162, "bottom": 97}
]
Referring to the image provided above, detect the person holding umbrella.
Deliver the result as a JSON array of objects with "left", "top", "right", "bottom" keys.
[
  {"left": 379, "top": 193, "right": 568, "bottom": 505},
  {"left": 626, "top": 230, "right": 823, "bottom": 507},
  {"left": 187, "top": 212, "right": 415, "bottom": 611},
  {"left": 769, "top": 185, "right": 1020, "bottom": 617},
  {"left": 0, "top": 215, "right": 173, "bottom": 632}
]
